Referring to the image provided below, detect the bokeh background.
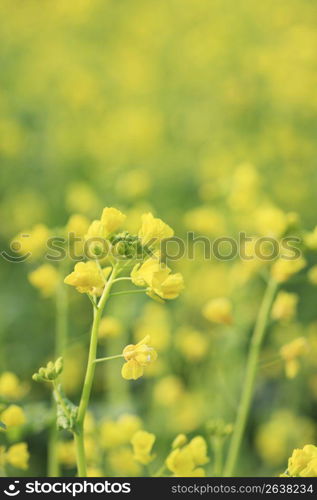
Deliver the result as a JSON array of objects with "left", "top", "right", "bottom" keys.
[{"left": 1, "top": 0, "right": 317, "bottom": 477}]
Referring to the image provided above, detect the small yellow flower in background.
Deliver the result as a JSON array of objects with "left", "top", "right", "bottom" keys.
[
  {"left": 287, "top": 444, "right": 317, "bottom": 477},
  {"left": 271, "top": 291, "right": 298, "bottom": 322},
  {"left": 13, "top": 224, "right": 50, "bottom": 259},
  {"left": 66, "top": 214, "right": 90, "bottom": 238},
  {"left": 98, "top": 316, "right": 123, "bottom": 339},
  {"left": 172, "top": 434, "right": 188, "bottom": 449},
  {"left": 131, "top": 258, "right": 184, "bottom": 300},
  {"left": 58, "top": 441, "right": 77, "bottom": 468},
  {"left": 87, "top": 467, "right": 103, "bottom": 477},
  {"left": 66, "top": 182, "right": 100, "bottom": 216},
  {"left": 131, "top": 430, "right": 156, "bottom": 465},
  {"left": 108, "top": 448, "right": 141, "bottom": 476},
  {"left": 183, "top": 206, "right": 226, "bottom": 236},
  {"left": 153, "top": 376, "right": 184, "bottom": 407},
  {"left": 304, "top": 226, "right": 317, "bottom": 250},
  {"left": 308, "top": 265, "right": 317, "bottom": 285},
  {"left": 64, "top": 261, "right": 111, "bottom": 295},
  {"left": 253, "top": 204, "right": 288, "bottom": 237},
  {"left": 121, "top": 336, "right": 157, "bottom": 380},
  {"left": 202, "top": 297, "right": 233, "bottom": 325},
  {"left": 1, "top": 405, "right": 26, "bottom": 429},
  {"left": 187, "top": 436, "right": 209, "bottom": 466},
  {"left": 175, "top": 328, "right": 209, "bottom": 362},
  {"left": 100, "top": 414, "right": 142, "bottom": 449},
  {"left": 6, "top": 442, "right": 30, "bottom": 470},
  {"left": 271, "top": 255, "right": 306, "bottom": 283},
  {"left": 0, "top": 372, "right": 27, "bottom": 400},
  {"left": 166, "top": 435, "right": 209, "bottom": 477},
  {"left": 280, "top": 337, "right": 309, "bottom": 378},
  {"left": 138, "top": 212, "right": 174, "bottom": 247},
  {"left": 28, "top": 264, "right": 59, "bottom": 297},
  {"left": 118, "top": 415, "right": 143, "bottom": 442},
  {"left": 255, "top": 410, "right": 315, "bottom": 467},
  {"left": 134, "top": 302, "right": 171, "bottom": 351}
]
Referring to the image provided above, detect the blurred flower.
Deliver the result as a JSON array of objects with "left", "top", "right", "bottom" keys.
[
  {"left": 304, "top": 226, "right": 317, "bottom": 250},
  {"left": 6, "top": 442, "right": 29, "bottom": 470},
  {"left": 58, "top": 441, "right": 76, "bottom": 468},
  {"left": 13, "top": 224, "right": 50, "bottom": 260},
  {"left": 66, "top": 183, "right": 100, "bottom": 216},
  {"left": 28, "top": 264, "right": 59, "bottom": 297},
  {"left": 308, "top": 265, "right": 317, "bottom": 285},
  {"left": 1, "top": 405, "right": 26, "bottom": 429},
  {"left": 202, "top": 297, "right": 233, "bottom": 325},
  {"left": 255, "top": 410, "right": 315, "bottom": 467},
  {"left": 287, "top": 445, "right": 317, "bottom": 477},
  {"left": 175, "top": 328, "right": 209, "bottom": 362},
  {"left": 271, "top": 255, "right": 306, "bottom": 282},
  {"left": 0, "top": 372, "right": 27, "bottom": 400},
  {"left": 153, "top": 376, "right": 184, "bottom": 407},
  {"left": 98, "top": 316, "right": 123, "bottom": 339},
  {"left": 271, "top": 291, "right": 298, "bottom": 322},
  {"left": 131, "top": 430, "right": 156, "bottom": 465},
  {"left": 166, "top": 436, "right": 209, "bottom": 477},
  {"left": 280, "top": 337, "right": 309, "bottom": 378},
  {"left": 108, "top": 448, "right": 141, "bottom": 476}
]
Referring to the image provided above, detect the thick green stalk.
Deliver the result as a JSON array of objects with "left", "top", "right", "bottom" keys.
[
  {"left": 47, "top": 278, "right": 68, "bottom": 477},
  {"left": 74, "top": 267, "right": 117, "bottom": 477},
  {"left": 224, "top": 278, "right": 278, "bottom": 477}
]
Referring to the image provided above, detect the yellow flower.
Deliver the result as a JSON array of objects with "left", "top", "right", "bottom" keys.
[
  {"left": 175, "top": 328, "right": 209, "bottom": 362},
  {"left": 308, "top": 265, "right": 317, "bottom": 285},
  {"left": 66, "top": 214, "right": 90, "bottom": 238},
  {"left": 6, "top": 442, "right": 30, "bottom": 470},
  {"left": 131, "top": 257, "right": 161, "bottom": 287},
  {"left": 166, "top": 447, "right": 205, "bottom": 477},
  {"left": 99, "top": 316, "right": 123, "bottom": 339},
  {"left": 131, "top": 258, "right": 184, "bottom": 300},
  {"left": 108, "top": 448, "right": 141, "bottom": 476},
  {"left": 121, "top": 336, "right": 157, "bottom": 380},
  {"left": 288, "top": 445, "right": 317, "bottom": 477},
  {"left": 138, "top": 212, "right": 174, "bottom": 247},
  {"left": 87, "top": 467, "right": 103, "bottom": 477},
  {"left": 1, "top": 405, "right": 26, "bottom": 428},
  {"left": 100, "top": 207, "right": 126, "bottom": 234},
  {"left": 100, "top": 414, "right": 142, "bottom": 448},
  {"left": 280, "top": 337, "right": 309, "bottom": 379},
  {"left": 28, "top": 264, "right": 59, "bottom": 297},
  {"left": 13, "top": 224, "right": 50, "bottom": 259},
  {"left": 202, "top": 297, "right": 233, "bottom": 325},
  {"left": 304, "top": 226, "right": 317, "bottom": 250},
  {"left": 187, "top": 436, "right": 209, "bottom": 466},
  {"left": 84, "top": 220, "right": 110, "bottom": 258},
  {"left": 64, "top": 261, "right": 111, "bottom": 295},
  {"left": 118, "top": 414, "right": 143, "bottom": 442},
  {"left": 172, "top": 434, "right": 188, "bottom": 449},
  {"left": 271, "top": 256, "right": 306, "bottom": 283},
  {"left": 131, "top": 430, "right": 155, "bottom": 465},
  {"left": 0, "top": 372, "right": 27, "bottom": 400},
  {"left": 58, "top": 441, "right": 77, "bottom": 467},
  {"left": 271, "top": 291, "right": 298, "bottom": 322}
]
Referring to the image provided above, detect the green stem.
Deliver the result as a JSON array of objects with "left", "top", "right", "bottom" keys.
[
  {"left": 74, "top": 266, "right": 118, "bottom": 477},
  {"left": 110, "top": 289, "right": 147, "bottom": 297},
  {"left": 47, "top": 277, "right": 68, "bottom": 477},
  {"left": 152, "top": 464, "right": 166, "bottom": 477},
  {"left": 93, "top": 354, "right": 123, "bottom": 364},
  {"left": 223, "top": 278, "right": 278, "bottom": 477}
]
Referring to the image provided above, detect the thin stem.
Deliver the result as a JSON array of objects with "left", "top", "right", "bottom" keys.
[
  {"left": 112, "top": 277, "right": 132, "bottom": 284},
  {"left": 223, "top": 278, "right": 278, "bottom": 477},
  {"left": 75, "top": 266, "right": 118, "bottom": 477},
  {"left": 110, "top": 289, "right": 147, "bottom": 297},
  {"left": 93, "top": 354, "right": 123, "bottom": 364},
  {"left": 47, "top": 276, "right": 68, "bottom": 477}
]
